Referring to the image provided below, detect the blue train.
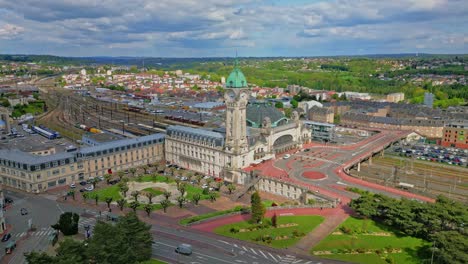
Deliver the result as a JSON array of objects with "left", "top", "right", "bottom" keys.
[{"left": 32, "top": 125, "right": 61, "bottom": 140}]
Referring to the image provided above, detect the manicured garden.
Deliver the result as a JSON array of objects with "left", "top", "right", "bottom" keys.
[
  {"left": 179, "top": 206, "right": 245, "bottom": 225},
  {"left": 214, "top": 215, "right": 324, "bottom": 248},
  {"left": 311, "top": 216, "right": 429, "bottom": 264}
]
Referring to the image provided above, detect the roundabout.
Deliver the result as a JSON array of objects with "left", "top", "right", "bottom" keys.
[{"left": 302, "top": 171, "right": 327, "bottom": 180}]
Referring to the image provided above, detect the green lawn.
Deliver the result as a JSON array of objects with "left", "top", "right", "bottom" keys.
[
  {"left": 214, "top": 215, "right": 324, "bottom": 248},
  {"left": 311, "top": 216, "right": 429, "bottom": 264},
  {"left": 180, "top": 206, "right": 244, "bottom": 225},
  {"left": 137, "top": 175, "right": 175, "bottom": 183},
  {"left": 142, "top": 187, "right": 164, "bottom": 196},
  {"left": 87, "top": 185, "right": 122, "bottom": 202}
]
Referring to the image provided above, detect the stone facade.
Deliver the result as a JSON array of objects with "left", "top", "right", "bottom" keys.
[
  {"left": 0, "top": 134, "right": 165, "bottom": 193},
  {"left": 308, "top": 106, "right": 334, "bottom": 123}
]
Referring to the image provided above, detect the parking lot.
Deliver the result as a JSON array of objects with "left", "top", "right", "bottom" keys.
[{"left": 392, "top": 142, "right": 468, "bottom": 167}]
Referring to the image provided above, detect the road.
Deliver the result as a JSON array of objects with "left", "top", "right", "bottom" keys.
[{"left": 1, "top": 189, "right": 340, "bottom": 264}]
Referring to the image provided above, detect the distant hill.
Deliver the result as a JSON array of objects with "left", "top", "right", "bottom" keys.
[{"left": 1, "top": 53, "right": 466, "bottom": 68}]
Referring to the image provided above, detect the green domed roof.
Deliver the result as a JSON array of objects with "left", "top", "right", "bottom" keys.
[{"left": 226, "top": 59, "right": 248, "bottom": 88}]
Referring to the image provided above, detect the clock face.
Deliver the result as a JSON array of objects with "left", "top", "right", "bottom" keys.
[
  {"left": 240, "top": 92, "right": 248, "bottom": 100},
  {"left": 228, "top": 91, "right": 236, "bottom": 100}
]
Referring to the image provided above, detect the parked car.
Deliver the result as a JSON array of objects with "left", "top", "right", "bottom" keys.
[
  {"left": 4, "top": 240, "right": 16, "bottom": 254},
  {"left": 283, "top": 154, "right": 291, "bottom": 159},
  {"left": 79, "top": 188, "right": 86, "bottom": 193},
  {"left": 79, "top": 181, "right": 87, "bottom": 186},
  {"left": 85, "top": 186, "right": 94, "bottom": 191},
  {"left": 98, "top": 176, "right": 105, "bottom": 181},
  {"left": 20, "top": 208, "right": 28, "bottom": 215},
  {"left": 1, "top": 233, "right": 11, "bottom": 242},
  {"left": 70, "top": 183, "right": 76, "bottom": 188},
  {"left": 4, "top": 197, "right": 13, "bottom": 204},
  {"left": 175, "top": 244, "right": 192, "bottom": 255}
]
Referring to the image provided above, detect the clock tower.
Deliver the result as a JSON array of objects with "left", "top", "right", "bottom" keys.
[{"left": 224, "top": 59, "right": 249, "bottom": 155}]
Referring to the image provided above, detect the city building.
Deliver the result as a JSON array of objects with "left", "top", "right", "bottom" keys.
[
  {"left": 441, "top": 121, "right": 468, "bottom": 149},
  {"left": 304, "top": 121, "right": 335, "bottom": 142},
  {"left": 308, "top": 106, "right": 334, "bottom": 123},
  {"left": 424, "top": 92, "right": 434, "bottom": 108},
  {"left": 0, "top": 134, "right": 164, "bottom": 193},
  {"left": 386, "top": 92, "right": 405, "bottom": 103},
  {"left": 165, "top": 60, "right": 310, "bottom": 183},
  {"left": 82, "top": 132, "right": 124, "bottom": 146}
]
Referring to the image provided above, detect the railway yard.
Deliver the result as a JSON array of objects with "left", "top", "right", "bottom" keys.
[{"left": 349, "top": 153, "right": 468, "bottom": 202}]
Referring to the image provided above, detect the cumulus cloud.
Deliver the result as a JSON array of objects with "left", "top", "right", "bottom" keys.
[
  {"left": 0, "top": 0, "right": 466, "bottom": 56},
  {"left": 0, "top": 23, "right": 24, "bottom": 39}
]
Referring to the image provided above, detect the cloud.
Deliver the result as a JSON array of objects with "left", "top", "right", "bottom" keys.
[
  {"left": 0, "top": 0, "right": 466, "bottom": 56},
  {"left": 0, "top": 23, "right": 24, "bottom": 39}
]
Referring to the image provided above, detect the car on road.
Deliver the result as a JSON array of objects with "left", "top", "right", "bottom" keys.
[
  {"left": 4, "top": 197, "right": 13, "bottom": 204},
  {"left": 283, "top": 154, "right": 291, "bottom": 159},
  {"left": 85, "top": 186, "right": 94, "bottom": 191},
  {"left": 1, "top": 233, "right": 11, "bottom": 242},
  {"left": 4, "top": 240, "right": 16, "bottom": 254},
  {"left": 20, "top": 208, "right": 28, "bottom": 215},
  {"left": 175, "top": 243, "right": 192, "bottom": 255},
  {"left": 79, "top": 181, "right": 87, "bottom": 186},
  {"left": 70, "top": 183, "right": 76, "bottom": 188}
]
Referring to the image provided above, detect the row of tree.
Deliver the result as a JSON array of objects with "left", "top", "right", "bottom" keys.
[{"left": 349, "top": 194, "right": 467, "bottom": 264}]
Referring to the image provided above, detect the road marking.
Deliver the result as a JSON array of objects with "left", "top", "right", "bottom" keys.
[
  {"left": 154, "top": 241, "right": 235, "bottom": 264},
  {"left": 268, "top": 252, "right": 277, "bottom": 262},
  {"left": 235, "top": 260, "right": 247, "bottom": 263},
  {"left": 218, "top": 240, "right": 230, "bottom": 245},
  {"left": 293, "top": 260, "right": 303, "bottom": 263},
  {"left": 242, "top": 246, "right": 248, "bottom": 251},
  {"left": 233, "top": 243, "right": 239, "bottom": 248},
  {"left": 258, "top": 250, "right": 267, "bottom": 259},
  {"left": 250, "top": 248, "right": 257, "bottom": 255}
]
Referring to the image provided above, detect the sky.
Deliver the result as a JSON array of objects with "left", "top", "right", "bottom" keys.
[{"left": 0, "top": 0, "right": 466, "bottom": 57}]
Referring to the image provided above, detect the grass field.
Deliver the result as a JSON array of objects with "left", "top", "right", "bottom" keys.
[
  {"left": 88, "top": 185, "right": 122, "bottom": 202},
  {"left": 312, "top": 216, "right": 429, "bottom": 264},
  {"left": 139, "top": 259, "right": 167, "bottom": 264},
  {"left": 142, "top": 187, "right": 164, "bottom": 196},
  {"left": 179, "top": 206, "right": 244, "bottom": 225},
  {"left": 214, "top": 215, "right": 324, "bottom": 248}
]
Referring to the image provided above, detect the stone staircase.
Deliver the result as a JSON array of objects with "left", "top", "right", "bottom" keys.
[{"left": 231, "top": 176, "right": 262, "bottom": 201}]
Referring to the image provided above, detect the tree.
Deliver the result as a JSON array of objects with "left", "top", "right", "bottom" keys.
[
  {"left": 250, "top": 191, "right": 265, "bottom": 224},
  {"left": 129, "top": 168, "right": 137, "bottom": 177},
  {"left": 228, "top": 183, "right": 236, "bottom": 194},
  {"left": 129, "top": 201, "right": 140, "bottom": 212},
  {"left": 175, "top": 178, "right": 181, "bottom": 188},
  {"left": 51, "top": 212, "right": 79, "bottom": 236},
  {"left": 94, "top": 194, "right": 99, "bottom": 205},
  {"left": 117, "top": 199, "right": 126, "bottom": 211},
  {"left": 104, "top": 173, "right": 112, "bottom": 185},
  {"left": 145, "top": 191, "right": 154, "bottom": 204},
  {"left": 117, "top": 171, "right": 125, "bottom": 180},
  {"left": 131, "top": 190, "right": 140, "bottom": 202},
  {"left": 291, "top": 99, "right": 299, "bottom": 108},
  {"left": 81, "top": 192, "right": 89, "bottom": 203},
  {"left": 91, "top": 177, "right": 99, "bottom": 188},
  {"left": 69, "top": 190, "right": 75, "bottom": 200},
  {"left": 209, "top": 192, "right": 217, "bottom": 202},
  {"left": 274, "top": 101, "right": 284, "bottom": 108},
  {"left": 55, "top": 238, "right": 87, "bottom": 263},
  {"left": 143, "top": 204, "right": 153, "bottom": 217},
  {"left": 216, "top": 181, "right": 223, "bottom": 191},
  {"left": 105, "top": 197, "right": 113, "bottom": 210},
  {"left": 141, "top": 165, "right": 149, "bottom": 174},
  {"left": 192, "top": 193, "right": 201, "bottom": 205},
  {"left": 117, "top": 212, "right": 152, "bottom": 262},
  {"left": 178, "top": 183, "right": 187, "bottom": 197},
  {"left": 118, "top": 182, "right": 129, "bottom": 197},
  {"left": 24, "top": 252, "right": 56, "bottom": 263},
  {"left": 177, "top": 196, "right": 186, "bottom": 208},
  {"left": 271, "top": 213, "right": 278, "bottom": 228},
  {"left": 160, "top": 199, "right": 170, "bottom": 213},
  {"left": 196, "top": 173, "right": 203, "bottom": 184},
  {"left": 163, "top": 191, "right": 171, "bottom": 200}
]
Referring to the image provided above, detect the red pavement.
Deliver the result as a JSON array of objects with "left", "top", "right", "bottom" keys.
[{"left": 302, "top": 171, "right": 326, "bottom": 180}]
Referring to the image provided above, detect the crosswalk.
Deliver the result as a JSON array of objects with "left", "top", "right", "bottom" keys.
[
  {"left": 78, "top": 217, "right": 96, "bottom": 230},
  {"left": 218, "top": 240, "right": 318, "bottom": 264},
  {"left": 11, "top": 227, "right": 56, "bottom": 239}
]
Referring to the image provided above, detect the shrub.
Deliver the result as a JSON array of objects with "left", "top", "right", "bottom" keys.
[
  {"left": 356, "top": 248, "right": 366, "bottom": 253},
  {"left": 308, "top": 199, "right": 316, "bottom": 205},
  {"left": 340, "top": 226, "right": 353, "bottom": 234},
  {"left": 229, "top": 227, "right": 239, "bottom": 233},
  {"left": 375, "top": 249, "right": 383, "bottom": 255}
]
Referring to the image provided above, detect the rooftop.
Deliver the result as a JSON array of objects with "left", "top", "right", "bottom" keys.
[
  {"left": 246, "top": 101, "right": 288, "bottom": 128},
  {"left": 226, "top": 59, "right": 248, "bottom": 89}
]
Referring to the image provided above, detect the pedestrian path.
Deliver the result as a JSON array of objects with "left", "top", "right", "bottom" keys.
[{"left": 78, "top": 217, "right": 96, "bottom": 229}]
